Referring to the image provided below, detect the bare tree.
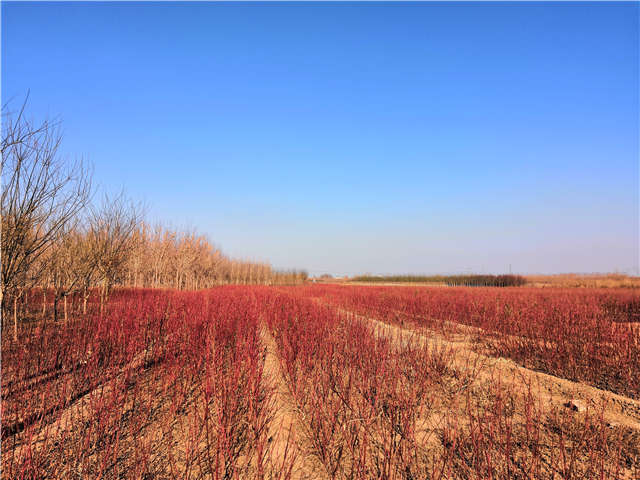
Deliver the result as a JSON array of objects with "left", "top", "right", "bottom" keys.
[
  {"left": 1, "top": 100, "right": 92, "bottom": 339},
  {"left": 87, "top": 192, "right": 143, "bottom": 313},
  {"left": 47, "top": 225, "right": 95, "bottom": 322}
]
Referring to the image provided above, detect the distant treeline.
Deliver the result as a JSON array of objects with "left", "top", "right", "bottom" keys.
[{"left": 351, "top": 274, "right": 527, "bottom": 287}]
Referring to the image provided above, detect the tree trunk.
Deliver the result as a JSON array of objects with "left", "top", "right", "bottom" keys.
[
  {"left": 100, "top": 279, "right": 109, "bottom": 317},
  {"left": 0, "top": 287, "right": 4, "bottom": 333},
  {"left": 13, "top": 294, "right": 18, "bottom": 342},
  {"left": 64, "top": 295, "right": 68, "bottom": 322},
  {"left": 54, "top": 294, "right": 59, "bottom": 323}
]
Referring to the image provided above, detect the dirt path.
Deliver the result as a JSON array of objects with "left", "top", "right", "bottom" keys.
[
  {"left": 259, "top": 326, "right": 329, "bottom": 480},
  {"left": 331, "top": 305, "right": 640, "bottom": 432}
]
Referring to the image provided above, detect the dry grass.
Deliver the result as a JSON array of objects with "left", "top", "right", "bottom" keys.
[{"left": 526, "top": 274, "right": 640, "bottom": 289}]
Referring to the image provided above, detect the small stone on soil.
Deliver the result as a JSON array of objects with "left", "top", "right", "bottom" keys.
[{"left": 564, "top": 399, "right": 586, "bottom": 412}]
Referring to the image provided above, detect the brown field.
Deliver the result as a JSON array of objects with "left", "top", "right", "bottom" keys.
[{"left": 525, "top": 274, "right": 640, "bottom": 289}]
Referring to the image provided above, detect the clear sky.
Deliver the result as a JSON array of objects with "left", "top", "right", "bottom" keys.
[{"left": 2, "top": 2, "right": 638, "bottom": 276}]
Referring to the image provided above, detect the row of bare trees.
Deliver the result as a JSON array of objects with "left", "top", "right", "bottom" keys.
[
  {"left": 1, "top": 100, "right": 307, "bottom": 339},
  {"left": 121, "top": 223, "right": 307, "bottom": 290},
  {"left": 38, "top": 220, "right": 307, "bottom": 307}
]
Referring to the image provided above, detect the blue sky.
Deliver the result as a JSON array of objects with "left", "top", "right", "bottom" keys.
[{"left": 3, "top": 2, "right": 638, "bottom": 276}]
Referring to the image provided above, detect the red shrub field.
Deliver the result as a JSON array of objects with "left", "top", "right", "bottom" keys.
[
  {"left": 2, "top": 288, "right": 277, "bottom": 479},
  {"left": 2, "top": 285, "right": 640, "bottom": 479},
  {"left": 302, "top": 285, "right": 640, "bottom": 398}
]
